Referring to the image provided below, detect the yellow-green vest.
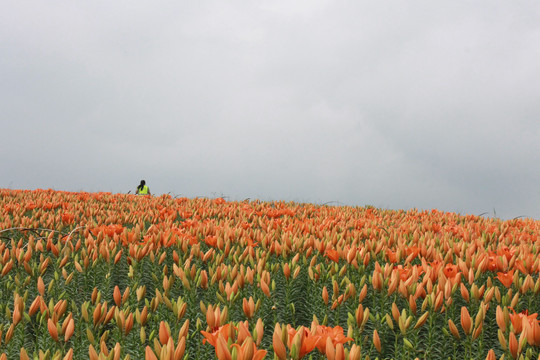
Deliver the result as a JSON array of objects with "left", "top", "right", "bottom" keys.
[{"left": 138, "top": 185, "right": 149, "bottom": 195}]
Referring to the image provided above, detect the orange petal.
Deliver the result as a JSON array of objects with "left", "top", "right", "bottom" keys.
[{"left": 252, "top": 349, "right": 267, "bottom": 360}]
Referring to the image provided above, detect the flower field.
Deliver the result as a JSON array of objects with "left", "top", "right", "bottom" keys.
[{"left": 1, "top": 188, "right": 539, "bottom": 360}]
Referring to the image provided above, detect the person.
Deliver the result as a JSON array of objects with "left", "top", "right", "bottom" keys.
[{"left": 136, "top": 180, "right": 151, "bottom": 195}]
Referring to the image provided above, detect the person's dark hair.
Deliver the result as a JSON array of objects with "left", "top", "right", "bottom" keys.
[{"left": 137, "top": 180, "right": 146, "bottom": 191}]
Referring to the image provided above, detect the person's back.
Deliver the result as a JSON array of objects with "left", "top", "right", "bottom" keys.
[{"left": 136, "top": 180, "right": 151, "bottom": 195}]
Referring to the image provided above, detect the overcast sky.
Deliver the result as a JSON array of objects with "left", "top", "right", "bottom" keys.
[{"left": 2, "top": 1, "right": 540, "bottom": 220}]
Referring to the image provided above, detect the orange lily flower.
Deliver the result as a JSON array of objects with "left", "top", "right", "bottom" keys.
[
  {"left": 509, "top": 308, "right": 538, "bottom": 337},
  {"left": 514, "top": 254, "right": 535, "bottom": 274},
  {"left": 204, "top": 236, "right": 218, "bottom": 247},
  {"left": 201, "top": 324, "right": 234, "bottom": 347},
  {"left": 393, "top": 265, "right": 409, "bottom": 281},
  {"left": 286, "top": 325, "right": 319, "bottom": 359},
  {"left": 325, "top": 248, "right": 339, "bottom": 263},
  {"left": 497, "top": 246, "right": 515, "bottom": 262},
  {"left": 246, "top": 238, "right": 259, "bottom": 247},
  {"left": 486, "top": 252, "right": 501, "bottom": 272},
  {"left": 443, "top": 263, "right": 459, "bottom": 280},
  {"left": 405, "top": 246, "right": 420, "bottom": 261},
  {"left": 385, "top": 248, "right": 398, "bottom": 263},
  {"left": 311, "top": 324, "right": 353, "bottom": 354},
  {"left": 496, "top": 269, "right": 515, "bottom": 288},
  {"left": 230, "top": 337, "right": 267, "bottom": 360}
]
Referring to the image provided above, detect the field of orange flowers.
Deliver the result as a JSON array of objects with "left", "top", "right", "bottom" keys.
[{"left": 0, "top": 188, "right": 539, "bottom": 360}]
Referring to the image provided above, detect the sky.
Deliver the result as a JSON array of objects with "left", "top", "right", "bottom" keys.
[{"left": 2, "top": 1, "right": 540, "bottom": 220}]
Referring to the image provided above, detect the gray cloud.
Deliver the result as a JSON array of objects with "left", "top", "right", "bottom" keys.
[{"left": 2, "top": 0, "right": 540, "bottom": 219}]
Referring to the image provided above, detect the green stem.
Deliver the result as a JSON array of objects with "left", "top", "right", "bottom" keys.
[{"left": 394, "top": 331, "right": 399, "bottom": 360}]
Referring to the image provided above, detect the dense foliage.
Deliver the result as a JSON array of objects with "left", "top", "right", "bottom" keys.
[{"left": 0, "top": 189, "right": 539, "bottom": 360}]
